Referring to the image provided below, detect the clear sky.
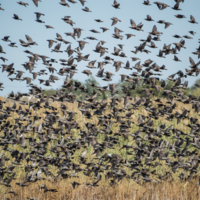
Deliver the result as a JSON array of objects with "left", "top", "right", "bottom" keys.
[{"left": 0, "top": 0, "right": 200, "bottom": 97}]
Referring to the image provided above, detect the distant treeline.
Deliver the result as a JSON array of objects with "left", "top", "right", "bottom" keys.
[{"left": 43, "top": 76, "right": 200, "bottom": 100}]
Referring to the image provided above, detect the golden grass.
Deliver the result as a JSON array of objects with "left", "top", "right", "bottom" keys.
[{"left": 2, "top": 179, "right": 200, "bottom": 200}]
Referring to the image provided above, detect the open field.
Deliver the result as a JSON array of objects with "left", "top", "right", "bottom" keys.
[{"left": 1, "top": 95, "right": 200, "bottom": 200}]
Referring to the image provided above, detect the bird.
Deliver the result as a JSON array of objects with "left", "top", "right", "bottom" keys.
[
  {"left": 183, "top": 35, "right": 193, "bottom": 39},
  {"left": 8, "top": 43, "right": 18, "bottom": 48},
  {"left": 13, "top": 14, "right": 22, "bottom": 20},
  {"left": 17, "top": 1, "right": 29, "bottom": 7},
  {"left": 173, "top": 55, "right": 181, "bottom": 62},
  {"left": 111, "top": 17, "right": 121, "bottom": 26},
  {"left": 145, "top": 15, "right": 154, "bottom": 21},
  {"left": 34, "top": 12, "right": 45, "bottom": 23},
  {"left": 149, "top": 25, "right": 162, "bottom": 36},
  {"left": 32, "top": 0, "right": 41, "bottom": 7},
  {"left": 175, "top": 14, "right": 186, "bottom": 19},
  {"left": 112, "top": 0, "right": 120, "bottom": 9},
  {"left": 2, "top": 36, "right": 11, "bottom": 42},
  {"left": 0, "top": 45, "right": 6, "bottom": 54},
  {"left": 77, "top": 40, "right": 88, "bottom": 50},
  {"left": 164, "top": 22, "right": 173, "bottom": 29},
  {"left": 82, "top": 70, "right": 92, "bottom": 76},
  {"left": 171, "top": 2, "right": 181, "bottom": 10},
  {"left": 0, "top": 57, "right": 8, "bottom": 62},
  {"left": 125, "top": 34, "right": 135, "bottom": 39},
  {"left": 45, "top": 25, "right": 54, "bottom": 29},
  {"left": 143, "top": 0, "right": 151, "bottom": 5},
  {"left": 79, "top": 0, "right": 86, "bottom": 6},
  {"left": 154, "top": 2, "right": 170, "bottom": 10},
  {"left": 59, "top": 0, "right": 70, "bottom": 7},
  {"left": 47, "top": 40, "right": 57, "bottom": 48},
  {"left": 82, "top": 7, "right": 91, "bottom": 12},
  {"left": 95, "top": 19, "right": 103, "bottom": 23},
  {"left": 25, "top": 35, "right": 37, "bottom": 46},
  {"left": 173, "top": 34, "right": 182, "bottom": 38},
  {"left": 0, "top": 4, "right": 4, "bottom": 11},
  {"left": 100, "top": 27, "right": 109, "bottom": 32},
  {"left": 51, "top": 43, "right": 62, "bottom": 53},
  {"left": 157, "top": 50, "right": 166, "bottom": 58},
  {"left": 130, "top": 19, "right": 143, "bottom": 31},
  {"left": 189, "top": 15, "right": 198, "bottom": 24}
]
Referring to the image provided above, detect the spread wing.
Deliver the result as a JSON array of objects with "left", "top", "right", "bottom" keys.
[
  {"left": 130, "top": 19, "right": 136, "bottom": 27},
  {"left": 137, "top": 22, "right": 143, "bottom": 28},
  {"left": 190, "top": 15, "right": 195, "bottom": 21},
  {"left": 56, "top": 33, "right": 62, "bottom": 39},
  {"left": 19, "top": 39, "right": 26, "bottom": 44},
  {"left": 32, "top": 0, "right": 39, "bottom": 7},
  {"left": 189, "top": 57, "right": 195, "bottom": 66},
  {"left": 25, "top": 35, "right": 33, "bottom": 43},
  {"left": 152, "top": 25, "right": 157, "bottom": 32},
  {"left": 79, "top": 0, "right": 85, "bottom": 6},
  {"left": 55, "top": 43, "right": 61, "bottom": 50}
]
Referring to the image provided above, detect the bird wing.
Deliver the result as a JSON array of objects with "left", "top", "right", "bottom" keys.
[
  {"left": 67, "top": 44, "right": 71, "bottom": 50},
  {"left": 137, "top": 22, "right": 143, "bottom": 28},
  {"left": 147, "top": 34, "right": 151, "bottom": 41},
  {"left": 126, "top": 60, "right": 130, "bottom": 68},
  {"left": 152, "top": 25, "right": 157, "bottom": 32},
  {"left": 14, "top": 14, "right": 19, "bottom": 18},
  {"left": 19, "top": 39, "right": 26, "bottom": 44},
  {"left": 25, "top": 35, "right": 33, "bottom": 43},
  {"left": 26, "top": 77, "right": 32, "bottom": 84},
  {"left": 48, "top": 40, "right": 53, "bottom": 48},
  {"left": 189, "top": 57, "right": 195, "bottom": 66},
  {"left": 151, "top": 41, "right": 155, "bottom": 47},
  {"left": 190, "top": 15, "right": 195, "bottom": 21},
  {"left": 56, "top": 33, "right": 62, "bottom": 39},
  {"left": 96, "top": 42, "right": 101, "bottom": 51},
  {"left": 115, "top": 63, "right": 121, "bottom": 72},
  {"left": 79, "top": 41, "right": 85, "bottom": 50},
  {"left": 32, "top": 0, "right": 39, "bottom": 7},
  {"left": 174, "top": 2, "right": 179, "bottom": 9},
  {"left": 130, "top": 19, "right": 136, "bottom": 27},
  {"left": 55, "top": 43, "right": 61, "bottom": 50},
  {"left": 32, "top": 73, "right": 37, "bottom": 79},
  {"left": 135, "top": 61, "right": 141, "bottom": 68},
  {"left": 112, "top": 19, "right": 117, "bottom": 26},
  {"left": 180, "top": 39, "right": 185, "bottom": 45},
  {"left": 76, "top": 29, "right": 82, "bottom": 38},
  {"left": 35, "top": 12, "right": 41, "bottom": 20},
  {"left": 79, "top": 0, "right": 85, "bottom": 6},
  {"left": 147, "top": 15, "right": 151, "bottom": 20}
]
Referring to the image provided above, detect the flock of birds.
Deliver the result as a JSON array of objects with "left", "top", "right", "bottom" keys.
[{"left": 1, "top": 0, "right": 200, "bottom": 198}]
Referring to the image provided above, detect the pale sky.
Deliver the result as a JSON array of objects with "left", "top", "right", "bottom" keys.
[{"left": 0, "top": 0, "right": 200, "bottom": 97}]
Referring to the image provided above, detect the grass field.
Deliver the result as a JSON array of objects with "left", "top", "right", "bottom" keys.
[{"left": 0, "top": 95, "right": 200, "bottom": 200}]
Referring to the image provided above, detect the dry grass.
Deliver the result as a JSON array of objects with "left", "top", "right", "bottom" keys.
[
  {"left": 1, "top": 96, "right": 200, "bottom": 200},
  {"left": 2, "top": 179, "right": 200, "bottom": 200}
]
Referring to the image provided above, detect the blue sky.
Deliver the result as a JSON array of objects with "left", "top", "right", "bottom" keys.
[{"left": 0, "top": 0, "right": 200, "bottom": 97}]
